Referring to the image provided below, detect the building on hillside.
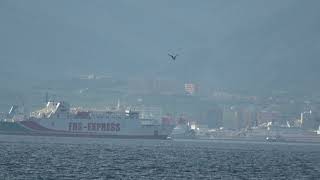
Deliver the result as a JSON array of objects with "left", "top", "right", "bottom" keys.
[
  {"left": 222, "top": 107, "right": 238, "bottom": 129},
  {"left": 202, "top": 107, "right": 223, "bottom": 129},
  {"left": 301, "top": 110, "right": 318, "bottom": 130},
  {"left": 161, "top": 114, "right": 176, "bottom": 125},
  {"left": 222, "top": 106, "right": 257, "bottom": 130},
  {"left": 184, "top": 83, "right": 196, "bottom": 95},
  {"left": 257, "top": 110, "right": 281, "bottom": 124}
]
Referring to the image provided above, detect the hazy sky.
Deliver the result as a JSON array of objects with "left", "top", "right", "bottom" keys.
[{"left": 1, "top": 0, "right": 320, "bottom": 93}]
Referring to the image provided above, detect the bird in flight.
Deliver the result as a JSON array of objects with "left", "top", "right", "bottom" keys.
[{"left": 168, "top": 53, "right": 178, "bottom": 61}]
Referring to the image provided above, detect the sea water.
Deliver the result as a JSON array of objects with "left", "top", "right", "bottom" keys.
[{"left": 0, "top": 135, "right": 319, "bottom": 179}]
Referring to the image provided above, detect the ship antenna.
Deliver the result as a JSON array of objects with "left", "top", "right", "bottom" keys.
[
  {"left": 45, "top": 92, "right": 49, "bottom": 103},
  {"left": 117, "top": 99, "right": 120, "bottom": 110}
]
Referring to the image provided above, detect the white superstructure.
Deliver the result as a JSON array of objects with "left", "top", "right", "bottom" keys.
[{"left": 19, "top": 101, "right": 173, "bottom": 139}]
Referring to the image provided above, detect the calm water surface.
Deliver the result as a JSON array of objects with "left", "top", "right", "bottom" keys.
[{"left": 0, "top": 135, "right": 319, "bottom": 179}]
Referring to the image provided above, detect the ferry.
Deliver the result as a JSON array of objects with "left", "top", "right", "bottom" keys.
[{"left": 0, "top": 101, "right": 173, "bottom": 139}]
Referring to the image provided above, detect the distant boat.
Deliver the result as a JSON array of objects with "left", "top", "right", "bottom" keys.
[
  {"left": 265, "top": 135, "right": 286, "bottom": 142},
  {"left": 169, "top": 124, "right": 196, "bottom": 139}
]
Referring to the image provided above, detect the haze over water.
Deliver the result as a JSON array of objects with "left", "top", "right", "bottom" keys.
[
  {"left": 0, "top": 136, "right": 320, "bottom": 179},
  {"left": 1, "top": 0, "right": 320, "bottom": 94},
  {"left": 1, "top": 1, "right": 320, "bottom": 179}
]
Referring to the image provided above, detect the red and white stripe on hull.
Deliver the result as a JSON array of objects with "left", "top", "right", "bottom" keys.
[
  {"left": 15, "top": 121, "right": 168, "bottom": 140},
  {"left": 0, "top": 131, "right": 168, "bottom": 140},
  {"left": 19, "top": 121, "right": 66, "bottom": 132}
]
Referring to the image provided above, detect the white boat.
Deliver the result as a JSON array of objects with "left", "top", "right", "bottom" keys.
[
  {"left": 0, "top": 101, "right": 173, "bottom": 139},
  {"left": 170, "top": 124, "right": 196, "bottom": 139}
]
